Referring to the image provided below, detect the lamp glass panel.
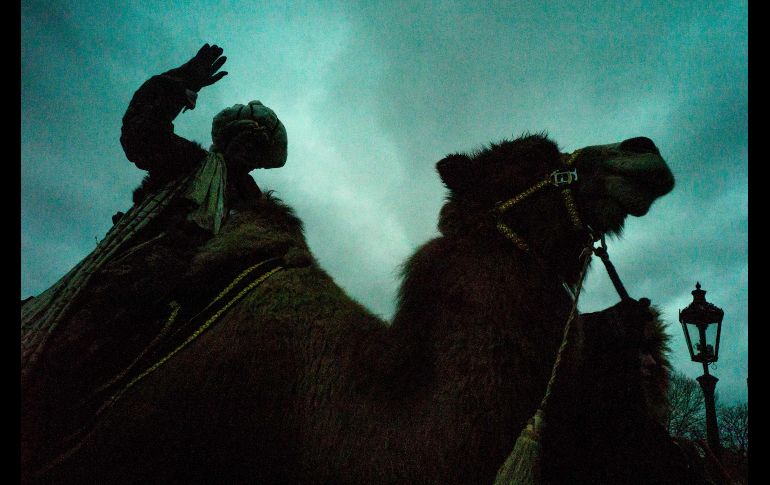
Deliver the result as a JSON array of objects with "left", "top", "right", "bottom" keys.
[
  {"left": 703, "top": 323, "right": 718, "bottom": 360},
  {"left": 683, "top": 323, "right": 699, "bottom": 357},
  {"left": 688, "top": 323, "right": 717, "bottom": 361}
]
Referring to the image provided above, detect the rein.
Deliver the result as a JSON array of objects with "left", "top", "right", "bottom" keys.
[
  {"left": 593, "top": 235, "right": 631, "bottom": 301},
  {"left": 530, "top": 234, "right": 634, "bottom": 440},
  {"left": 498, "top": 234, "right": 636, "bottom": 484},
  {"left": 540, "top": 241, "right": 594, "bottom": 410}
]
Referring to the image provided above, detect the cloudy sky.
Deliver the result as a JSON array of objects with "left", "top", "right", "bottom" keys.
[{"left": 21, "top": 1, "right": 747, "bottom": 405}]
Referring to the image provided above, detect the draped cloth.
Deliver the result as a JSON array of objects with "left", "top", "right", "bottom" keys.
[
  {"left": 185, "top": 152, "right": 227, "bottom": 234},
  {"left": 20, "top": 152, "right": 228, "bottom": 376}
]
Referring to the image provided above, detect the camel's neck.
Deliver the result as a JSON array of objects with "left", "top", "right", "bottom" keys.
[
  {"left": 342, "top": 230, "right": 582, "bottom": 474},
  {"left": 385, "top": 233, "right": 578, "bottom": 390},
  {"left": 401, "top": 233, "right": 577, "bottom": 310},
  {"left": 437, "top": 199, "right": 589, "bottom": 291}
]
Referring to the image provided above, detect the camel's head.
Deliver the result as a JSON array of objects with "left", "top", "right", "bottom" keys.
[
  {"left": 567, "top": 136, "right": 675, "bottom": 235},
  {"left": 436, "top": 134, "right": 674, "bottom": 250}
]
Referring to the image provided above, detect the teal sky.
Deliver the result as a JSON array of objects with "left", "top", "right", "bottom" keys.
[{"left": 21, "top": 1, "right": 747, "bottom": 404}]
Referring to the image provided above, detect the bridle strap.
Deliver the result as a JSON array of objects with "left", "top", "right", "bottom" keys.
[
  {"left": 491, "top": 149, "right": 635, "bottom": 305},
  {"left": 493, "top": 149, "right": 585, "bottom": 252},
  {"left": 539, "top": 235, "right": 638, "bottom": 414},
  {"left": 538, "top": 241, "right": 594, "bottom": 412},
  {"left": 593, "top": 235, "right": 631, "bottom": 301}
]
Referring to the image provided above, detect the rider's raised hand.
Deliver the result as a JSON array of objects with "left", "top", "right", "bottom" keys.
[{"left": 165, "top": 43, "right": 228, "bottom": 92}]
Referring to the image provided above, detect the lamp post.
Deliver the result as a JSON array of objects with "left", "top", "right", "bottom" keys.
[{"left": 679, "top": 282, "right": 724, "bottom": 459}]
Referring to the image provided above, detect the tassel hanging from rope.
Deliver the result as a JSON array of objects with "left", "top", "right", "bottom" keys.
[{"left": 494, "top": 245, "right": 594, "bottom": 485}]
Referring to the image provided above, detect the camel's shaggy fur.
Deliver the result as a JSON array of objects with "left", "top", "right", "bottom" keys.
[{"left": 24, "top": 134, "right": 700, "bottom": 484}]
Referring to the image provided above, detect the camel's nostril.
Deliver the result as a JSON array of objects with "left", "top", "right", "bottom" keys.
[{"left": 619, "top": 137, "right": 659, "bottom": 155}]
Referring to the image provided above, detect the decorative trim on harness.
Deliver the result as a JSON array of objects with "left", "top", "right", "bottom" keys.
[
  {"left": 493, "top": 149, "right": 585, "bottom": 252},
  {"left": 110, "top": 257, "right": 284, "bottom": 404},
  {"left": 41, "top": 258, "right": 285, "bottom": 473},
  {"left": 54, "top": 257, "right": 286, "bottom": 468}
]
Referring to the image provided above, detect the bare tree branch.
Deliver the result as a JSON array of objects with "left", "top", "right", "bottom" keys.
[
  {"left": 718, "top": 401, "right": 748, "bottom": 452},
  {"left": 666, "top": 371, "right": 705, "bottom": 440}
]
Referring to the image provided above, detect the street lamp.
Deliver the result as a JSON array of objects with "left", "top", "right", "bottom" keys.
[{"left": 679, "top": 282, "right": 724, "bottom": 459}]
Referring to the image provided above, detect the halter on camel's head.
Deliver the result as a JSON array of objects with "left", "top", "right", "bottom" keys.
[
  {"left": 492, "top": 148, "right": 589, "bottom": 254},
  {"left": 492, "top": 146, "right": 612, "bottom": 304},
  {"left": 489, "top": 147, "right": 606, "bottom": 301},
  {"left": 437, "top": 135, "right": 674, "bottom": 302}
]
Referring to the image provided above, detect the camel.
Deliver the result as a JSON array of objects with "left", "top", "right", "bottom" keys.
[{"left": 20, "top": 126, "right": 703, "bottom": 483}]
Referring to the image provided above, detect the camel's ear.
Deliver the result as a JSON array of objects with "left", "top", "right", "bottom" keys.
[{"left": 436, "top": 153, "right": 474, "bottom": 193}]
